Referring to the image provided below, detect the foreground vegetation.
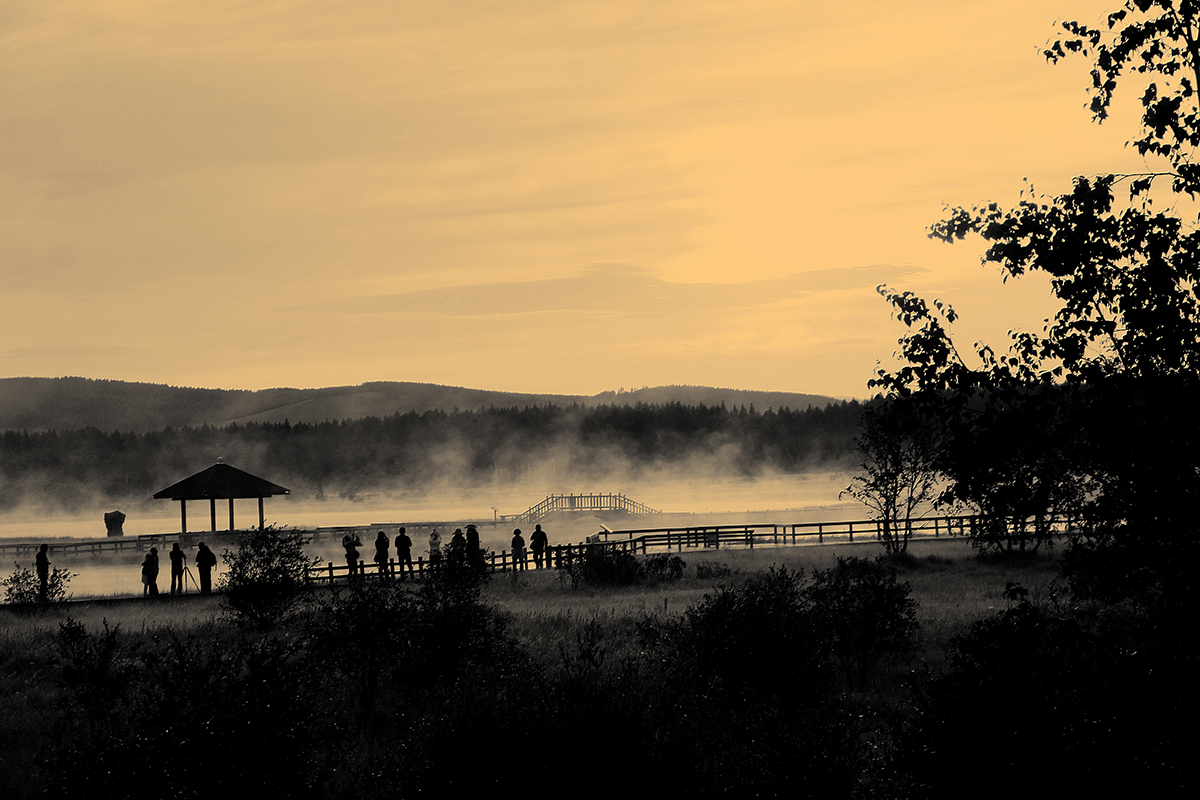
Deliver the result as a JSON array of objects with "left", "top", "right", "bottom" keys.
[{"left": 1, "top": 537, "right": 1185, "bottom": 798}]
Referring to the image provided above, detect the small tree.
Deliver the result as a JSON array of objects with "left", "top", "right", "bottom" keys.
[
  {"left": 843, "top": 399, "right": 941, "bottom": 555},
  {"left": 2, "top": 560, "right": 76, "bottom": 607},
  {"left": 220, "top": 529, "right": 320, "bottom": 629}
]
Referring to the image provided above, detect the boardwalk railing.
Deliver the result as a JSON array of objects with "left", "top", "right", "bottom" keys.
[
  {"left": 502, "top": 493, "right": 661, "bottom": 522},
  {"left": 586, "top": 514, "right": 1074, "bottom": 552},
  {"left": 2, "top": 512, "right": 1073, "bottom": 589},
  {"left": 304, "top": 514, "right": 1074, "bottom": 585}
]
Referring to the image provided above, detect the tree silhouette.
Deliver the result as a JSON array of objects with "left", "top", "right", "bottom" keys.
[{"left": 873, "top": 2, "right": 1200, "bottom": 593}]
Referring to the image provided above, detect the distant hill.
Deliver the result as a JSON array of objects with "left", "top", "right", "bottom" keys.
[{"left": 0, "top": 377, "right": 841, "bottom": 433}]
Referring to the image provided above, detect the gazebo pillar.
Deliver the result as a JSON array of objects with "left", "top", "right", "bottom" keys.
[
  {"left": 210, "top": 498, "right": 217, "bottom": 532},
  {"left": 228, "top": 498, "right": 235, "bottom": 531},
  {"left": 259, "top": 497, "right": 265, "bottom": 531},
  {"left": 180, "top": 500, "right": 188, "bottom": 534}
]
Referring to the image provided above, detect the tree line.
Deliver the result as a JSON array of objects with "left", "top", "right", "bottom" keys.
[{"left": 0, "top": 400, "right": 864, "bottom": 511}]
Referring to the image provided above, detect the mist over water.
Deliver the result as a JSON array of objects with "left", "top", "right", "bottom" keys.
[
  {"left": 1, "top": 472, "right": 860, "bottom": 598},
  {"left": 0, "top": 472, "right": 854, "bottom": 539}
]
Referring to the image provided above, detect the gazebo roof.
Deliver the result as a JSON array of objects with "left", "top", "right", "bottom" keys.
[{"left": 153, "top": 462, "right": 291, "bottom": 501}]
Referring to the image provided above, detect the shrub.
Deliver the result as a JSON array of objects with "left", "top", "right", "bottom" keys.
[
  {"left": 55, "top": 617, "right": 134, "bottom": 733},
  {"left": 670, "top": 566, "right": 826, "bottom": 698},
  {"left": 427, "top": 541, "right": 491, "bottom": 596},
  {"left": 645, "top": 567, "right": 861, "bottom": 797},
  {"left": 559, "top": 545, "right": 645, "bottom": 587},
  {"left": 804, "top": 556, "right": 919, "bottom": 691},
  {"left": 220, "top": 530, "right": 320, "bottom": 629},
  {"left": 893, "top": 587, "right": 1191, "bottom": 797},
  {"left": 2, "top": 560, "right": 75, "bottom": 607},
  {"left": 642, "top": 553, "right": 686, "bottom": 582},
  {"left": 694, "top": 560, "right": 733, "bottom": 580}
]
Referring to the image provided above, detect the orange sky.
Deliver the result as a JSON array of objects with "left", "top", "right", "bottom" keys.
[{"left": 0, "top": 1, "right": 1154, "bottom": 398}]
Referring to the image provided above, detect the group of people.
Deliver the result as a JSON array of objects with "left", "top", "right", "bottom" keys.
[
  {"left": 27, "top": 541, "right": 219, "bottom": 601},
  {"left": 509, "top": 524, "right": 551, "bottom": 570},
  {"left": 341, "top": 526, "right": 418, "bottom": 578},
  {"left": 340, "top": 522, "right": 554, "bottom": 576},
  {"left": 28, "top": 520, "right": 558, "bottom": 601},
  {"left": 139, "top": 542, "right": 218, "bottom": 597}
]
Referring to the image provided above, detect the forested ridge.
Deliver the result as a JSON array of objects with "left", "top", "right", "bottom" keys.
[
  {"left": 0, "top": 376, "right": 841, "bottom": 433},
  {"left": 0, "top": 400, "right": 864, "bottom": 511}
]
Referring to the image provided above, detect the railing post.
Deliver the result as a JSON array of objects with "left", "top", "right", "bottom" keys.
[{"left": 848, "top": 522, "right": 853, "bottom": 542}]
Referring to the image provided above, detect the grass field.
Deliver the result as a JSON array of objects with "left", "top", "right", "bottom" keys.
[
  {"left": 2, "top": 535, "right": 1060, "bottom": 666},
  {"left": 0, "top": 535, "right": 1070, "bottom": 798}
]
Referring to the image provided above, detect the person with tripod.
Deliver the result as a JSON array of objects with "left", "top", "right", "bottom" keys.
[{"left": 169, "top": 543, "right": 187, "bottom": 594}]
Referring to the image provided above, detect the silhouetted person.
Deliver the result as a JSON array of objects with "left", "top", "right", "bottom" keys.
[
  {"left": 465, "top": 523, "right": 485, "bottom": 571},
  {"left": 343, "top": 533, "right": 362, "bottom": 580},
  {"left": 511, "top": 528, "right": 527, "bottom": 571},
  {"left": 449, "top": 528, "right": 466, "bottom": 566},
  {"left": 428, "top": 529, "right": 442, "bottom": 567},
  {"left": 530, "top": 524, "right": 549, "bottom": 568},
  {"left": 35, "top": 544, "right": 49, "bottom": 601},
  {"left": 169, "top": 543, "right": 187, "bottom": 594},
  {"left": 374, "top": 530, "right": 391, "bottom": 577},
  {"left": 142, "top": 548, "right": 159, "bottom": 597},
  {"left": 195, "top": 542, "right": 217, "bottom": 594},
  {"left": 395, "top": 527, "right": 413, "bottom": 578}
]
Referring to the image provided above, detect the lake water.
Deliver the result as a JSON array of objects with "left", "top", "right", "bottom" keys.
[{"left": 1, "top": 473, "right": 862, "bottom": 599}]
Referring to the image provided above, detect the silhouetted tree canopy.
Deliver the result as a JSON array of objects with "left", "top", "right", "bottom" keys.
[{"left": 871, "top": 0, "right": 1200, "bottom": 600}]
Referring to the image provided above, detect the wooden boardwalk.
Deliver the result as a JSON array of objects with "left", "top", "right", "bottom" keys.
[
  {"left": 1, "top": 513, "right": 1073, "bottom": 593},
  {"left": 497, "top": 492, "right": 661, "bottom": 522},
  {"left": 306, "top": 513, "right": 1071, "bottom": 584}
]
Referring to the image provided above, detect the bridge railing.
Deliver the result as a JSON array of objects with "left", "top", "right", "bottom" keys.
[{"left": 587, "top": 514, "right": 1075, "bottom": 551}]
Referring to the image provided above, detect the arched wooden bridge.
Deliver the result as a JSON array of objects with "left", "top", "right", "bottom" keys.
[{"left": 499, "top": 492, "right": 661, "bottom": 522}]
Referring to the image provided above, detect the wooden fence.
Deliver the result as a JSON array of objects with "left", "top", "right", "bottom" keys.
[{"left": 305, "top": 513, "right": 1072, "bottom": 585}]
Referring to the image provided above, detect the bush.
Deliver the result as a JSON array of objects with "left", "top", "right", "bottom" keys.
[
  {"left": 644, "top": 567, "right": 862, "bottom": 797},
  {"left": 426, "top": 541, "right": 491, "bottom": 596},
  {"left": 559, "top": 545, "right": 645, "bottom": 587},
  {"left": 2, "top": 560, "right": 75, "bottom": 607},
  {"left": 220, "top": 530, "right": 320, "bottom": 629},
  {"left": 694, "top": 560, "right": 733, "bottom": 580},
  {"left": 669, "top": 566, "right": 826, "bottom": 698},
  {"left": 804, "top": 556, "right": 919, "bottom": 691},
  {"left": 893, "top": 587, "right": 1191, "bottom": 797},
  {"left": 642, "top": 553, "right": 686, "bottom": 582}
]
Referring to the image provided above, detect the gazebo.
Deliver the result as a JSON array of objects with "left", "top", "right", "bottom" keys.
[{"left": 153, "top": 461, "right": 290, "bottom": 533}]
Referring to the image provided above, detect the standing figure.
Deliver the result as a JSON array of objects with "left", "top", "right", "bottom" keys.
[
  {"left": 195, "top": 542, "right": 217, "bottom": 594},
  {"left": 428, "top": 528, "right": 442, "bottom": 566},
  {"left": 530, "top": 524, "right": 549, "bottom": 569},
  {"left": 343, "top": 533, "right": 362, "bottom": 580},
  {"left": 395, "top": 527, "right": 413, "bottom": 578},
  {"left": 465, "top": 523, "right": 484, "bottom": 570},
  {"left": 169, "top": 542, "right": 187, "bottom": 594},
  {"left": 449, "top": 528, "right": 466, "bottom": 566},
  {"left": 374, "top": 530, "right": 391, "bottom": 577},
  {"left": 35, "top": 544, "right": 50, "bottom": 602},
  {"left": 142, "top": 547, "right": 160, "bottom": 597},
  {"left": 511, "top": 528, "right": 527, "bottom": 571}
]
